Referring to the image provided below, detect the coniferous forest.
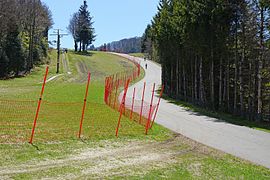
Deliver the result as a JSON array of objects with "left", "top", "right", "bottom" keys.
[
  {"left": 0, "top": 0, "right": 53, "bottom": 78},
  {"left": 142, "top": 0, "right": 270, "bottom": 121}
]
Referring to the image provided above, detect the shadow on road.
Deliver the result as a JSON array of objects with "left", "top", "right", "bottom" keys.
[{"left": 162, "top": 93, "right": 270, "bottom": 132}]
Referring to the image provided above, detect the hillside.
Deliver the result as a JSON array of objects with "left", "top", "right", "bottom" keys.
[{"left": 99, "top": 37, "right": 142, "bottom": 53}]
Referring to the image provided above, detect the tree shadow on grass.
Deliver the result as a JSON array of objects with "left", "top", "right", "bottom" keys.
[{"left": 73, "top": 51, "right": 93, "bottom": 57}]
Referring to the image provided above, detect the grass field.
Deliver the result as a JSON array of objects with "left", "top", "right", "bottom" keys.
[
  {"left": 129, "top": 53, "right": 145, "bottom": 58},
  {"left": 0, "top": 51, "right": 270, "bottom": 179}
]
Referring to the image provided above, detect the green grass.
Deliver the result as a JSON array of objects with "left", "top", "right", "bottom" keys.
[
  {"left": 129, "top": 53, "right": 145, "bottom": 58},
  {"left": 162, "top": 94, "right": 270, "bottom": 133},
  {"left": 126, "top": 155, "right": 270, "bottom": 179},
  {"left": 0, "top": 50, "right": 170, "bottom": 163},
  {"left": 1, "top": 50, "right": 270, "bottom": 179}
]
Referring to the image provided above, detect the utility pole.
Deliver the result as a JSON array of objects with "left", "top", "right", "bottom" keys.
[{"left": 50, "top": 29, "right": 68, "bottom": 73}]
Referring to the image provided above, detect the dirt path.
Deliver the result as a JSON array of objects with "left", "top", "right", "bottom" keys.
[
  {"left": 75, "top": 60, "right": 89, "bottom": 83},
  {"left": 0, "top": 135, "right": 210, "bottom": 179},
  {"left": 45, "top": 74, "right": 63, "bottom": 83},
  {"left": 62, "top": 53, "right": 72, "bottom": 75}
]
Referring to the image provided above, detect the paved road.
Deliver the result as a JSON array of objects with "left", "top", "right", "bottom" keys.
[{"left": 114, "top": 53, "right": 270, "bottom": 169}]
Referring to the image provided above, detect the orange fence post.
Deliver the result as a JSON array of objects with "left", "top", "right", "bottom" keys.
[
  {"left": 29, "top": 66, "right": 49, "bottom": 144},
  {"left": 78, "top": 72, "right": 91, "bottom": 138},
  {"left": 115, "top": 79, "right": 130, "bottom": 137},
  {"left": 138, "top": 63, "right": 141, "bottom": 76},
  {"left": 145, "top": 83, "right": 155, "bottom": 135},
  {"left": 130, "top": 87, "right": 136, "bottom": 119},
  {"left": 151, "top": 85, "right": 164, "bottom": 128},
  {"left": 133, "top": 70, "right": 136, "bottom": 80},
  {"left": 113, "top": 79, "right": 119, "bottom": 109},
  {"left": 139, "top": 82, "right": 146, "bottom": 124},
  {"left": 109, "top": 75, "right": 114, "bottom": 107},
  {"left": 104, "top": 77, "right": 108, "bottom": 103}
]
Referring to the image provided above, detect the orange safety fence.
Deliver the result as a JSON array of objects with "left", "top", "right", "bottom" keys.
[
  {"left": 0, "top": 65, "right": 148, "bottom": 144},
  {"left": 0, "top": 99, "right": 146, "bottom": 144},
  {"left": 104, "top": 59, "right": 164, "bottom": 136},
  {"left": 0, "top": 58, "right": 163, "bottom": 144}
]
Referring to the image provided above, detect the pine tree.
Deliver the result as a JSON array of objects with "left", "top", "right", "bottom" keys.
[
  {"left": 5, "top": 24, "right": 25, "bottom": 76},
  {"left": 78, "top": 0, "right": 95, "bottom": 52}
]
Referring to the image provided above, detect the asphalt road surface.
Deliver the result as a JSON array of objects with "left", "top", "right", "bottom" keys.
[{"left": 114, "top": 53, "right": 270, "bottom": 169}]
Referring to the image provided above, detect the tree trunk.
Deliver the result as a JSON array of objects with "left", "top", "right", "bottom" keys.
[
  {"left": 183, "top": 65, "right": 187, "bottom": 101},
  {"left": 28, "top": 0, "right": 36, "bottom": 71},
  {"left": 219, "top": 58, "right": 223, "bottom": 109},
  {"left": 74, "top": 41, "right": 78, "bottom": 52},
  {"left": 83, "top": 42, "right": 86, "bottom": 51},
  {"left": 30, "top": 0, "right": 36, "bottom": 70},
  {"left": 170, "top": 62, "right": 174, "bottom": 96},
  {"left": 257, "top": 58, "right": 263, "bottom": 120},
  {"left": 199, "top": 56, "right": 204, "bottom": 105},
  {"left": 191, "top": 55, "right": 194, "bottom": 103},
  {"left": 210, "top": 43, "right": 215, "bottom": 109},
  {"left": 252, "top": 63, "right": 257, "bottom": 121},
  {"left": 239, "top": 46, "right": 244, "bottom": 116},
  {"left": 178, "top": 53, "right": 182, "bottom": 99},
  {"left": 257, "top": 7, "right": 264, "bottom": 120},
  {"left": 176, "top": 49, "right": 179, "bottom": 97},
  {"left": 28, "top": 28, "right": 33, "bottom": 71},
  {"left": 248, "top": 59, "right": 253, "bottom": 120},
  {"left": 234, "top": 31, "right": 238, "bottom": 115},
  {"left": 194, "top": 55, "right": 198, "bottom": 102},
  {"left": 223, "top": 68, "right": 226, "bottom": 105},
  {"left": 226, "top": 58, "right": 230, "bottom": 112}
]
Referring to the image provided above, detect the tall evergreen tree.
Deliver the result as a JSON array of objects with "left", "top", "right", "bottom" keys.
[
  {"left": 5, "top": 24, "right": 25, "bottom": 76},
  {"left": 68, "top": 0, "right": 95, "bottom": 52}
]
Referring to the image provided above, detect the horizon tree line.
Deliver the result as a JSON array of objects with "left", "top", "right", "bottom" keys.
[
  {"left": 142, "top": 0, "right": 270, "bottom": 121},
  {"left": 99, "top": 37, "right": 142, "bottom": 53}
]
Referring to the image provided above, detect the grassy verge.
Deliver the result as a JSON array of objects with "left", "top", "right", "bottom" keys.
[
  {"left": 129, "top": 53, "right": 145, "bottom": 58},
  {"left": 162, "top": 93, "right": 270, "bottom": 133},
  {"left": 4, "top": 135, "right": 270, "bottom": 179}
]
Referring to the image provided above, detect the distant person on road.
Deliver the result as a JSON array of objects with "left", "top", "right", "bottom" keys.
[
  {"left": 145, "top": 63, "right": 148, "bottom": 70},
  {"left": 144, "top": 57, "right": 146, "bottom": 61}
]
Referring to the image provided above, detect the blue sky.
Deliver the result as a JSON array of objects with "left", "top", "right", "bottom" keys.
[{"left": 43, "top": 0, "right": 159, "bottom": 49}]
